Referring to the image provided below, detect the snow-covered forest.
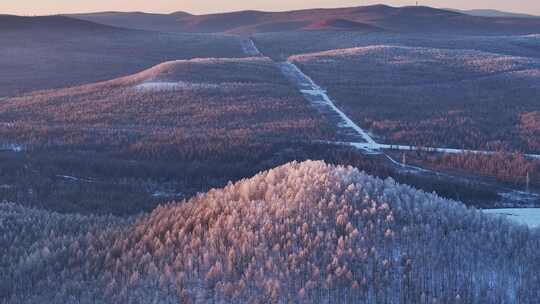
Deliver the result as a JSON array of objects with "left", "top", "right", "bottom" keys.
[
  {"left": 2, "top": 161, "right": 539, "bottom": 303},
  {"left": 290, "top": 45, "right": 540, "bottom": 153},
  {"left": 2, "top": 6, "right": 540, "bottom": 304}
]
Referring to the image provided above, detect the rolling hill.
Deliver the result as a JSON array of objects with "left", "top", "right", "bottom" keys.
[
  {"left": 289, "top": 45, "right": 540, "bottom": 153},
  {"left": 0, "top": 56, "right": 337, "bottom": 155},
  {"left": 69, "top": 5, "right": 540, "bottom": 35},
  {"left": 0, "top": 14, "right": 121, "bottom": 31},
  {"left": 67, "top": 11, "right": 192, "bottom": 32},
  {"left": 450, "top": 9, "right": 539, "bottom": 18},
  {"left": 302, "top": 18, "right": 384, "bottom": 32},
  {"left": 2, "top": 161, "right": 539, "bottom": 302},
  {"left": 0, "top": 57, "right": 339, "bottom": 215},
  {"left": 0, "top": 56, "right": 335, "bottom": 151},
  {"left": 0, "top": 15, "right": 243, "bottom": 96}
]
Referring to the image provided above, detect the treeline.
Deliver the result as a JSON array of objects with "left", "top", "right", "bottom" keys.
[
  {"left": 2, "top": 161, "right": 539, "bottom": 303},
  {"left": 408, "top": 151, "right": 540, "bottom": 186},
  {"left": 0, "top": 140, "right": 503, "bottom": 216}
]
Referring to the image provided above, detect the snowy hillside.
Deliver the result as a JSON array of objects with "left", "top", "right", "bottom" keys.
[
  {"left": 2, "top": 161, "right": 539, "bottom": 303},
  {"left": 290, "top": 45, "right": 540, "bottom": 85},
  {"left": 289, "top": 45, "right": 540, "bottom": 153}
]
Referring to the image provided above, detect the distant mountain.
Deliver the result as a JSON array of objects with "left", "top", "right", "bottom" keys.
[
  {"left": 67, "top": 11, "right": 189, "bottom": 32},
  {"left": 0, "top": 15, "right": 243, "bottom": 96},
  {"left": 68, "top": 4, "right": 540, "bottom": 35},
  {"left": 303, "top": 18, "right": 384, "bottom": 31},
  {"left": 0, "top": 14, "right": 122, "bottom": 31},
  {"left": 449, "top": 8, "right": 538, "bottom": 18}
]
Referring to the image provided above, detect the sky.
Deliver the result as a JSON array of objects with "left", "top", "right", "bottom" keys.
[{"left": 1, "top": 0, "right": 539, "bottom": 16}]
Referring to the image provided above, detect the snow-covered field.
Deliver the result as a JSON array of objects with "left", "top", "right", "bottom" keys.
[{"left": 483, "top": 208, "right": 540, "bottom": 228}]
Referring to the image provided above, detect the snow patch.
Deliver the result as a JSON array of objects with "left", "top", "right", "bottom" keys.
[
  {"left": 135, "top": 81, "right": 219, "bottom": 92},
  {"left": 0, "top": 144, "right": 24, "bottom": 152},
  {"left": 483, "top": 208, "right": 540, "bottom": 228},
  {"left": 56, "top": 175, "right": 96, "bottom": 183},
  {"left": 152, "top": 191, "right": 184, "bottom": 198},
  {"left": 498, "top": 190, "right": 539, "bottom": 204}
]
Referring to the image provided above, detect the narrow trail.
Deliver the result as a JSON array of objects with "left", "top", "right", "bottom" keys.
[
  {"left": 240, "top": 38, "right": 261, "bottom": 56},
  {"left": 278, "top": 62, "right": 378, "bottom": 144},
  {"left": 241, "top": 38, "right": 540, "bottom": 206}
]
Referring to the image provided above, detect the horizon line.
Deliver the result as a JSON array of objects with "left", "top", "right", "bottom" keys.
[{"left": 3, "top": 4, "right": 538, "bottom": 18}]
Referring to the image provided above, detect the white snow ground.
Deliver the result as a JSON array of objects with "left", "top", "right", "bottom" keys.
[
  {"left": 56, "top": 175, "right": 96, "bottom": 183},
  {"left": 152, "top": 191, "right": 184, "bottom": 198},
  {"left": 0, "top": 144, "right": 23, "bottom": 152},
  {"left": 135, "top": 82, "right": 219, "bottom": 92},
  {"left": 483, "top": 209, "right": 540, "bottom": 228}
]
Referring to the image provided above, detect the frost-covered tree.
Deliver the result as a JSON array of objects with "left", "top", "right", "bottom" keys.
[{"left": 1, "top": 161, "right": 539, "bottom": 303}]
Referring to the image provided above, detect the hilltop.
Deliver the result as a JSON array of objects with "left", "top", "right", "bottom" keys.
[
  {"left": 2, "top": 161, "right": 539, "bottom": 302},
  {"left": 449, "top": 8, "right": 539, "bottom": 18},
  {"left": 67, "top": 11, "right": 192, "bottom": 32}
]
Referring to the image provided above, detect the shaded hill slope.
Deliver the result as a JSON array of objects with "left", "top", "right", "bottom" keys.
[
  {"left": 2, "top": 161, "right": 539, "bottom": 302},
  {"left": 0, "top": 14, "right": 122, "bottom": 31},
  {"left": 0, "top": 16, "right": 243, "bottom": 96},
  {"left": 449, "top": 9, "right": 539, "bottom": 18},
  {"left": 67, "top": 11, "right": 192, "bottom": 32},
  {"left": 303, "top": 18, "right": 384, "bottom": 31}
]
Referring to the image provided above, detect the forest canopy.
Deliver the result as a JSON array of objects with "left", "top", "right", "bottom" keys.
[{"left": 2, "top": 161, "right": 538, "bottom": 303}]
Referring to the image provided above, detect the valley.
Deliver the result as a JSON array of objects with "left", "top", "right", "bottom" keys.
[{"left": 1, "top": 3, "right": 540, "bottom": 303}]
